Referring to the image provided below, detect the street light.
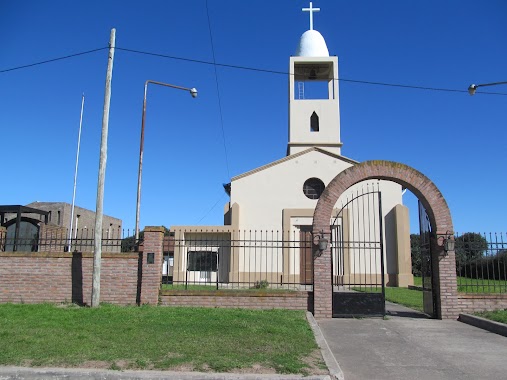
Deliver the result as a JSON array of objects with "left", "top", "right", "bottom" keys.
[
  {"left": 468, "top": 81, "right": 507, "bottom": 95},
  {"left": 135, "top": 80, "right": 197, "bottom": 241}
]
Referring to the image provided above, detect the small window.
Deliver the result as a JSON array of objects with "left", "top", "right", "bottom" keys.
[
  {"left": 187, "top": 251, "right": 218, "bottom": 272},
  {"left": 57, "top": 211, "right": 61, "bottom": 225},
  {"left": 310, "top": 112, "right": 319, "bottom": 132},
  {"left": 303, "top": 178, "right": 325, "bottom": 200}
]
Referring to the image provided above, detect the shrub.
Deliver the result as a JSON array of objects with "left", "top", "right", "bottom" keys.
[{"left": 253, "top": 280, "right": 269, "bottom": 289}]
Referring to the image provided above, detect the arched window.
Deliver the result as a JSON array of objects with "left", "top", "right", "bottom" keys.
[
  {"left": 5, "top": 218, "right": 40, "bottom": 252},
  {"left": 310, "top": 111, "right": 319, "bottom": 132}
]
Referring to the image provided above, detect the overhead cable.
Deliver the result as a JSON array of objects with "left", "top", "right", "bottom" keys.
[{"left": 2, "top": 46, "right": 506, "bottom": 96}]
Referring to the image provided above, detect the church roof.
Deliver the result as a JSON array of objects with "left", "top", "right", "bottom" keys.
[
  {"left": 231, "top": 148, "right": 358, "bottom": 182},
  {"left": 295, "top": 29, "right": 329, "bottom": 57}
]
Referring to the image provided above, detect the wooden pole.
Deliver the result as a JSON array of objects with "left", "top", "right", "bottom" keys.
[{"left": 92, "top": 28, "right": 116, "bottom": 307}]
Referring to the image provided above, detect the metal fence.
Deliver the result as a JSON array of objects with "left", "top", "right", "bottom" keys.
[
  {"left": 455, "top": 232, "right": 507, "bottom": 293},
  {"left": 162, "top": 230, "right": 314, "bottom": 290},
  {"left": 0, "top": 227, "right": 138, "bottom": 253}
]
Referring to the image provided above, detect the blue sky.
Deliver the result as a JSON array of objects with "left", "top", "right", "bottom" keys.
[{"left": 1, "top": 0, "right": 506, "bottom": 234}]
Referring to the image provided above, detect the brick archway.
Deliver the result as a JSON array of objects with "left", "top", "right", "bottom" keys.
[{"left": 312, "top": 160, "right": 459, "bottom": 319}]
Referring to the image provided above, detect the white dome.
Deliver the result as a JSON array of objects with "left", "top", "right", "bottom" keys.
[{"left": 295, "top": 30, "right": 329, "bottom": 57}]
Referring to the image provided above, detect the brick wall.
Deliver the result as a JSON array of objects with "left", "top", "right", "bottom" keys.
[
  {"left": 457, "top": 294, "right": 507, "bottom": 314},
  {"left": 160, "top": 290, "right": 311, "bottom": 311},
  {"left": 0, "top": 223, "right": 311, "bottom": 312},
  {"left": 0, "top": 252, "right": 139, "bottom": 305}
]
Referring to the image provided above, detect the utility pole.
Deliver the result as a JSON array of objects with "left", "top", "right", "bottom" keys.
[{"left": 92, "top": 28, "right": 116, "bottom": 307}]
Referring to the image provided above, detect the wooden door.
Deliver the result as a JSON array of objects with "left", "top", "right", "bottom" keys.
[{"left": 300, "top": 229, "right": 313, "bottom": 284}]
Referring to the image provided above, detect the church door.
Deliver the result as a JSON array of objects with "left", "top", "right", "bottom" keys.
[{"left": 299, "top": 227, "right": 313, "bottom": 285}]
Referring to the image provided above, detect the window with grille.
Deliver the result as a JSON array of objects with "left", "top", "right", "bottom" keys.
[
  {"left": 303, "top": 178, "right": 325, "bottom": 199},
  {"left": 187, "top": 251, "right": 218, "bottom": 272}
]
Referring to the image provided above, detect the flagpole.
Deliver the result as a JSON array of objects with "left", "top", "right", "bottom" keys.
[{"left": 68, "top": 93, "right": 85, "bottom": 252}]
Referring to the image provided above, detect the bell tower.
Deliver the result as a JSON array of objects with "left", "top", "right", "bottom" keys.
[{"left": 288, "top": 2, "right": 342, "bottom": 156}]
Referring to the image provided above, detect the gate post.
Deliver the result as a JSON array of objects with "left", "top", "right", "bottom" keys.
[
  {"left": 313, "top": 228, "right": 332, "bottom": 319},
  {"left": 139, "top": 226, "right": 164, "bottom": 305},
  {"left": 433, "top": 234, "right": 459, "bottom": 319}
]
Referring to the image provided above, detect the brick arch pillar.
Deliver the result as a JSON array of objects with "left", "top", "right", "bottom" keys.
[{"left": 312, "top": 160, "right": 458, "bottom": 319}]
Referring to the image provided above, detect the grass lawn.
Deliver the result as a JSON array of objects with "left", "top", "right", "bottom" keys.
[
  {"left": 415, "top": 275, "right": 507, "bottom": 293},
  {"left": 353, "top": 276, "right": 506, "bottom": 313},
  {"left": 475, "top": 309, "right": 507, "bottom": 324},
  {"left": 0, "top": 304, "right": 325, "bottom": 375},
  {"left": 354, "top": 287, "right": 424, "bottom": 312},
  {"left": 384, "top": 287, "right": 423, "bottom": 311},
  {"left": 456, "top": 277, "right": 507, "bottom": 293}
]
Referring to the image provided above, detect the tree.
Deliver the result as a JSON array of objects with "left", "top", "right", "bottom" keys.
[
  {"left": 454, "top": 232, "right": 488, "bottom": 271},
  {"left": 121, "top": 231, "right": 143, "bottom": 252},
  {"left": 410, "top": 234, "right": 422, "bottom": 276},
  {"left": 121, "top": 226, "right": 171, "bottom": 252}
]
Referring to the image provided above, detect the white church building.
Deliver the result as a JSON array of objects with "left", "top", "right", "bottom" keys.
[{"left": 169, "top": 3, "right": 413, "bottom": 289}]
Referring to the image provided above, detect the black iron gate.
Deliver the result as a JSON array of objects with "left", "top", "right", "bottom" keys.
[
  {"left": 418, "top": 201, "right": 436, "bottom": 317},
  {"left": 331, "top": 185, "right": 385, "bottom": 317}
]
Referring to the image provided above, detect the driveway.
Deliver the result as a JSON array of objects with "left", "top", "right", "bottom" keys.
[{"left": 317, "top": 303, "right": 507, "bottom": 380}]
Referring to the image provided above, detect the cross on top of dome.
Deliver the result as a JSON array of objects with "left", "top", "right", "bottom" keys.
[
  {"left": 296, "top": 2, "right": 329, "bottom": 57},
  {"left": 302, "top": 2, "right": 320, "bottom": 31}
]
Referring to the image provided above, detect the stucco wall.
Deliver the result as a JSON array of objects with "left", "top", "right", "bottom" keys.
[
  {"left": 231, "top": 150, "right": 354, "bottom": 230},
  {"left": 230, "top": 150, "right": 405, "bottom": 281}
]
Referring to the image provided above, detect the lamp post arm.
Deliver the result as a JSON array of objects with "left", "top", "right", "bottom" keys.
[
  {"left": 145, "top": 80, "right": 195, "bottom": 92},
  {"left": 469, "top": 81, "right": 507, "bottom": 95},
  {"left": 134, "top": 80, "right": 197, "bottom": 241},
  {"left": 475, "top": 81, "right": 507, "bottom": 89}
]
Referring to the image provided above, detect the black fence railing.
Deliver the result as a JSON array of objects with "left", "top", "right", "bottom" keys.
[
  {"left": 455, "top": 232, "right": 507, "bottom": 293},
  {"left": 162, "top": 230, "right": 314, "bottom": 291},
  {"left": 0, "top": 228, "right": 139, "bottom": 253}
]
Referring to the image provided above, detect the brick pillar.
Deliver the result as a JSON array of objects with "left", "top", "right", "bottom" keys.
[
  {"left": 139, "top": 226, "right": 164, "bottom": 305},
  {"left": 433, "top": 235, "right": 459, "bottom": 319},
  {"left": 312, "top": 229, "right": 332, "bottom": 319}
]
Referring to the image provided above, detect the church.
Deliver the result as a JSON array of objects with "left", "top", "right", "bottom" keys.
[{"left": 168, "top": 3, "right": 413, "bottom": 289}]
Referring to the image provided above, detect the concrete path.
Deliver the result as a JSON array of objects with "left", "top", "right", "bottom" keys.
[{"left": 317, "top": 303, "right": 507, "bottom": 380}]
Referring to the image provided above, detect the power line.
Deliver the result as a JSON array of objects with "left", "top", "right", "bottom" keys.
[
  {"left": 0, "top": 47, "right": 107, "bottom": 73},
  {"left": 340, "top": 78, "right": 507, "bottom": 95},
  {"left": 206, "top": 0, "right": 231, "bottom": 179},
  {"left": 196, "top": 193, "right": 226, "bottom": 224},
  {"left": 114, "top": 47, "right": 507, "bottom": 96},
  {"left": 2, "top": 46, "right": 506, "bottom": 96}
]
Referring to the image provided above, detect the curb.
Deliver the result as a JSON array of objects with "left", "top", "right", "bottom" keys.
[
  {"left": 0, "top": 366, "right": 331, "bottom": 380},
  {"left": 459, "top": 313, "right": 507, "bottom": 337},
  {"left": 306, "top": 312, "right": 344, "bottom": 380}
]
